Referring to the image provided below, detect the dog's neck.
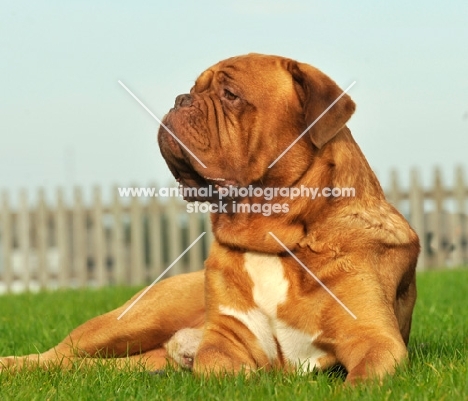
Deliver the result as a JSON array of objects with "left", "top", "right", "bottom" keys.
[
  {"left": 303, "top": 126, "right": 384, "bottom": 201},
  {"left": 295, "top": 127, "right": 413, "bottom": 250},
  {"left": 209, "top": 127, "right": 387, "bottom": 254}
]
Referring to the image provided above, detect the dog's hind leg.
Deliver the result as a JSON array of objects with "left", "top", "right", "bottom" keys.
[{"left": 0, "top": 270, "right": 205, "bottom": 371}]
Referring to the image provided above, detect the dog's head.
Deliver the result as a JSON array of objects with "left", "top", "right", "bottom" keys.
[{"left": 158, "top": 53, "right": 355, "bottom": 202}]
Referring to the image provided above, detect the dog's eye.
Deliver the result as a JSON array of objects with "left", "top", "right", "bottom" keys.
[{"left": 223, "top": 89, "right": 238, "bottom": 101}]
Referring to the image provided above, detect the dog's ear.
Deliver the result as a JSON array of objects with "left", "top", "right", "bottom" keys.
[{"left": 286, "top": 60, "right": 356, "bottom": 149}]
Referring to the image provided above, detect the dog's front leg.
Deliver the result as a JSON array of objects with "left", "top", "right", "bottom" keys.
[
  {"left": 193, "top": 246, "right": 274, "bottom": 376},
  {"left": 339, "top": 332, "right": 408, "bottom": 384},
  {"left": 331, "top": 297, "right": 409, "bottom": 383},
  {"left": 193, "top": 314, "right": 271, "bottom": 376}
]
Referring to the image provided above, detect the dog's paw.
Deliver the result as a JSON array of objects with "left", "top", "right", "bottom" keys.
[
  {"left": 164, "top": 328, "right": 203, "bottom": 369},
  {"left": 0, "top": 356, "right": 16, "bottom": 370}
]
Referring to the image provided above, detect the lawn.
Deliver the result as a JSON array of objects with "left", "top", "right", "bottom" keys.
[{"left": 0, "top": 269, "right": 467, "bottom": 401}]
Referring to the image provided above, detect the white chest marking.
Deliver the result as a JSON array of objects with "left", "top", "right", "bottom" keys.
[
  {"left": 219, "top": 252, "right": 326, "bottom": 372},
  {"left": 275, "top": 321, "right": 324, "bottom": 373},
  {"left": 244, "top": 252, "right": 288, "bottom": 317}
]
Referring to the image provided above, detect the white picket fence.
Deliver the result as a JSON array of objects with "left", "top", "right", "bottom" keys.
[
  {"left": 0, "top": 166, "right": 467, "bottom": 293},
  {"left": 387, "top": 167, "right": 468, "bottom": 269},
  {"left": 0, "top": 186, "right": 213, "bottom": 294}
]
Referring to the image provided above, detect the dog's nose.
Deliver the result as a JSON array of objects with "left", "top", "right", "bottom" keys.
[{"left": 175, "top": 94, "right": 193, "bottom": 108}]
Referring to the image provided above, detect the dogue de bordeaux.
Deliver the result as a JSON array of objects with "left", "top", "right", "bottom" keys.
[{"left": 0, "top": 54, "right": 419, "bottom": 383}]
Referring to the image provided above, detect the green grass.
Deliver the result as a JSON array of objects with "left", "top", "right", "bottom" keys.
[{"left": 0, "top": 269, "right": 467, "bottom": 401}]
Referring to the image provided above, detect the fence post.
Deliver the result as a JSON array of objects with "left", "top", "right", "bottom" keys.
[
  {"left": 1, "top": 191, "right": 13, "bottom": 292},
  {"left": 130, "top": 187, "right": 144, "bottom": 285},
  {"left": 36, "top": 188, "right": 48, "bottom": 289},
  {"left": 409, "top": 169, "right": 426, "bottom": 270},
  {"left": 433, "top": 168, "right": 446, "bottom": 268},
  {"left": 453, "top": 166, "right": 467, "bottom": 267},
  {"left": 188, "top": 211, "right": 202, "bottom": 272},
  {"left": 112, "top": 186, "right": 126, "bottom": 284},
  {"left": 56, "top": 188, "right": 69, "bottom": 288},
  {"left": 73, "top": 187, "right": 86, "bottom": 287},
  {"left": 19, "top": 190, "right": 30, "bottom": 290},
  {"left": 93, "top": 187, "right": 106, "bottom": 286},
  {"left": 148, "top": 184, "right": 162, "bottom": 279},
  {"left": 166, "top": 196, "right": 183, "bottom": 277}
]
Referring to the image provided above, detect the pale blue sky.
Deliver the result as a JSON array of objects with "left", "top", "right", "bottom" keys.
[{"left": 1, "top": 0, "right": 468, "bottom": 199}]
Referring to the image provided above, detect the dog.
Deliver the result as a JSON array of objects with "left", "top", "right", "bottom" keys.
[{"left": 0, "top": 54, "right": 419, "bottom": 383}]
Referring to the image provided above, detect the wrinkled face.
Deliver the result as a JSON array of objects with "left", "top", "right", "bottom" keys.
[{"left": 158, "top": 54, "right": 355, "bottom": 202}]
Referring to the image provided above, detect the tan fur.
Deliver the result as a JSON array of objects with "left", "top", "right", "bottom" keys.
[
  {"left": 1, "top": 54, "right": 419, "bottom": 384},
  {"left": 0, "top": 271, "right": 205, "bottom": 371}
]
